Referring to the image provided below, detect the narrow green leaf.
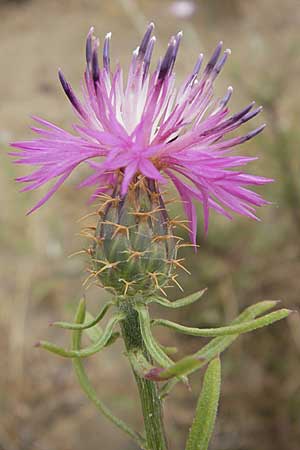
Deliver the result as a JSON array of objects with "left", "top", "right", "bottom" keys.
[
  {"left": 52, "top": 301, "right": 113, "bottom": 330},
  {"left": 135, "top": 304, "right": 189, "bottom": 385},
  {"left": 135, "top": 304, "right": 175, "bottom": 369},
  {"left": 150, "top": 288, "right": 207, "bottom": 309},
  {"left": 38, "top": 313, "right": 125, "bottom": 358},
  {"left": 240, "top": 300, "right": 281, "bottom": 318},
  {"left": 185, "top": 358, "right": 221, "bottom": 450},
  {"left": 159, "top": 300, "right": 280, "bottom": 398},
  {"left": 71, "top": 300, "right": 146, "bottom": 448},
  {"left": 152, "top": 308, "right": 291, "bottom": 337}
]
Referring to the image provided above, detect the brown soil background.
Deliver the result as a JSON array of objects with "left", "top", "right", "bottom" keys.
[{"left": 0, "top": 1, "right": 300, "bottom": 449}]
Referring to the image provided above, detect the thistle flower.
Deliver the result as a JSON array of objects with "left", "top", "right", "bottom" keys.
[
  {"left": 11, "top": 23, "right": 272, "bottom": 244},
  {"left": 17, "top": 27, "right": 290, "bottom": 450}
]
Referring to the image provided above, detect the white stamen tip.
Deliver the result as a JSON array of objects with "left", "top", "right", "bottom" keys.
[{"left": 106, "top": 32, "right": 112, "bottom": 39}]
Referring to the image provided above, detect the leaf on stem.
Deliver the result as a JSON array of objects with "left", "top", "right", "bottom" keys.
[
  {"left": 134, "top": 303, "right": 189, "bottom": 385},
  {"left": 51, "top": 301, "right": 113, "bottom": 330},
  {"left": 149, "top": 288, "right": 207, "bottom": 309},
  {"left": 152, "top": 308, "right": 291, "bottom": 337},
  {"left": 159, "top": 300, "right": 282, "bottom": 398},
  {"left": 37, "top": 312, "right": 125, "bottom": 358},
  {"left": 185, "top": 358, "right": 221, "bottom": 450}
]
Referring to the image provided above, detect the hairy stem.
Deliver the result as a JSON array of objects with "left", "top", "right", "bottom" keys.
[{"left": 118, "top": 298, "right": 168, "bottom": 450}]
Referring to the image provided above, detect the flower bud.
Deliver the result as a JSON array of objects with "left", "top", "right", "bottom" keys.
[{"left": 90, "top": 177, "right": 177, "bottom": 297}]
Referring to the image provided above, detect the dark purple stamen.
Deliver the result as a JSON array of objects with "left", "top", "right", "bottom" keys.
[
  {"left": 241, "top": 106, "right": 263, "bottom": 124},
  {"left": 173, "top": 32, "right": 182, "bottom": 57},
  {"left": 203, "top": 41, "right": 223, "bottom": 76},
  {"left": 219, "top": 86, "right": 233, "bottom": 108},
  {"left": 211, "top": 49, "right": 230, "bottom": 80},
  {"left": 240, "top": 124, "right": 266, "bottom": 143},
  {"left": 139, "top": 22, "right": 155, "bottom": 58},
  {"left": 92, "top": 49, "right": 100, "bottom": 84},
  {"left": 58, "top": 69, "right": 85, "bottom": 117},
  {"left": 230, "top": 101, "right": 255, "bottom": 123},
  {"left": 184, "top": 54, "right": 204, "bottom": 90},
  {"left": 86, "top": 29, "right": 93, "bottom": 66},
  {"left": 192, "top": 54, "right": 204, "bottom": 78},
  {"left": 158, "top": 38, "right": 176, "bottom": 80},
  {"left": 203, "top": 101, "right": 256, "bottom": 136},
  {"left": 143, "top": 36, "right": 155, "bottom": 81},
  {"left": 103, "top": 33, "right": 111, "bottom": 71},
  {"left": 169, "top": 31, "right": 182, "bottom": 72}
]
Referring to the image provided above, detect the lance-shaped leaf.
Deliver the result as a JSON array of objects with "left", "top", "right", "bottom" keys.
[
  {"left": 135, "top": 304, "right": 176, "bottom": 368},
  {"left": 160, "top": 300, "right": 282, "bottom": 398},
  {"left": 185, "top": 358, "right": 221, "bottom": 450},
  {"left": 37, "top": 312, "right": 125, "bottom": 358},
  {"left": 134, "top": 303, "right": 189, "bottom": 385},
  {"left": 195, "top": 306, "right": 290, "bottom": 362},
  {"left": 129, "top": 349, "right": 205, "bottom": 381},
  {"left": 65, "top": 310, "right": 120, "bottom": 347},
  {"left": 152, "top": 308, "right": 291, "bottom": 337},
  {"left": 72, "top": 298, "right": 146, "bottom": 448},
  {"left": 149, "top": 288, "right": 207, "bottom": 309},
  {"left": 51, "top": 301, "right": 113, "bottom": 330}
]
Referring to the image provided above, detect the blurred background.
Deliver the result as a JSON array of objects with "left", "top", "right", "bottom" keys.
[{"left": 1, "top": 0, "right": 300, "bottom": 449}]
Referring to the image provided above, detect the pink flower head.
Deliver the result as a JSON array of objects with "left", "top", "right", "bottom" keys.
[{"left": 11, "top": 23, "right": 272, "bottom": 243}]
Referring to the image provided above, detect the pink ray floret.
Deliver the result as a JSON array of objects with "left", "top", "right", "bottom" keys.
[{"left": 10, "top": 23, "right": 272, "bottom": 243}]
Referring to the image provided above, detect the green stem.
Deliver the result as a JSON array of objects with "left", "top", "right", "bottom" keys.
[{"left": 118, "top": 298, "right": 168, "bottom": 450}]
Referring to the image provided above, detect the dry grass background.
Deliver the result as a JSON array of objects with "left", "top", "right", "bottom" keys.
[{"left": 0, "top": 0, "right": 300, "bottom": 449}]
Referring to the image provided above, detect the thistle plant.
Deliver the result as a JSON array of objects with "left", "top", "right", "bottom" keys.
[{"left": 10, "top": 23, "right": 291, "bottom": 450}]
